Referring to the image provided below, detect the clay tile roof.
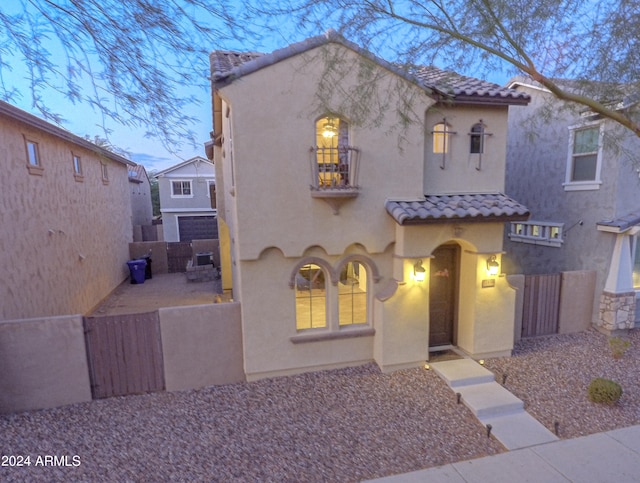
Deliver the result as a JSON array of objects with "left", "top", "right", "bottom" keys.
[
  {"left": 412, "top": 66, "right": 529, "bottom": 104},
  {"left": 210, "top": 31, "right": 529, "bottom": 106},
  {"left": 385, "top": 193, "right": 530, "bottom": 225}
]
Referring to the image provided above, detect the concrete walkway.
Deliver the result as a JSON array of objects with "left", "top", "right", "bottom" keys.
[
  {"left": 369, "top": 357, "right": 640, "bottom": 482},
  {"left": 429, "top": 358, "right": 558, "bottom": 450},
  {"left": 370, "top": 425, "right": 640, "bottom": 482}
]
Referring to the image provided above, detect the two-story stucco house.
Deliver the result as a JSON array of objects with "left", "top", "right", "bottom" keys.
[
  {"left": 504, "top": 77, "right": 640, "bottom": 333},
  {"left": 155, "top": 156, "right": 217, "bottom": 242},
  {"left": 208, "top": 32, "right": 530, "bottom": 381},
  {"left": 0, "top": 100, "right": 135, "bottom": 321}
]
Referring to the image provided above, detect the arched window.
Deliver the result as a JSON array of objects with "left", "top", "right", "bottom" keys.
[
  {"left": 295, "top": 263, "right": 327, "bottom": 330},
  {"left": 315, "top": 116, "right": 351, "bottom": 188},
  {"left": 432, "top": 121, "right": 451, "bottom": 154},
  {"left": 470, "top": 123, "right": 485, "bottom": 154},
  {"left": 338, "top": 261, "right": 368, "bottom": 326}
]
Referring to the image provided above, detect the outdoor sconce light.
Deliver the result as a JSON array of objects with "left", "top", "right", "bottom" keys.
[
  {"left": 486, "top": 255, "right": 500, "bottom": 276},
  {"left": 414, "top": 259, "right": 426, "bottom": 282}
]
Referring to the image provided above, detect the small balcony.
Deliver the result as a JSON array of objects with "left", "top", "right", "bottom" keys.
[{"left": 309, "top": 146, "right": 360, "bottom": 214}]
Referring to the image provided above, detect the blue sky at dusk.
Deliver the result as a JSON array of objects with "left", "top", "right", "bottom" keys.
[{"left": 2, "top": 1, "right": 511, "bottom": 173}]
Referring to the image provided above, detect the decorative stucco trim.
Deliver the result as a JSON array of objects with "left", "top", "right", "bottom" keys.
[{"left": 290, "top": 327, "right": 375, "bottom": 344}]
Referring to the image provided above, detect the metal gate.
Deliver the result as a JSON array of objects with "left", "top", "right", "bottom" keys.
[
  {"left": 167, "top": 241, "right": 192, "bottom": 273},
  {"left": 521, "top": 273, "right": 561, "bottom": 338},
  {"left": 84, "top": 312, "right": 165, "bottom": 399}
]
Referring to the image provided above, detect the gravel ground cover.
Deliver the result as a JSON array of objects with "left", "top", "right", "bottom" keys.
[
  {"left": 1, "top": 328, "right": 638, "bottom": 482},
  {"left": 484, "top": 328, "right": 640, "bottom": 440}
]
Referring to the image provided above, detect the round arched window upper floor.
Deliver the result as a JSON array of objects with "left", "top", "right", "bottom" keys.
[{"left": 432, "top": 121, "right": 452, "bottom": 154}]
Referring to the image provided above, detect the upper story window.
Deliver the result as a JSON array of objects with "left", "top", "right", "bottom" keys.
[
  {"left": 312, "top": 116, "right": 359, "bottom": 189},
  {"left": 171, "top": 180, "right": 193, "bottom": 197},
  {"left": 470, "top": 123, "right": 485, "bottom": 153},
  {"left": 25, "top": 137, "right": 44, "bottom": 175},
  {"left": 509, "top": 221, "right": 564, "bottom": 247},
  {"left": 72, "top": 154, "right": 83, "bottom": 181},
  {"left": 101, "top": 163, "right": 109, "bottom": 184},
  {"left": 432, "top": 121, "right": 452, "bottom": 154},
  {"left": 565, "top": 124, "right": 602, "bottom": 191}
]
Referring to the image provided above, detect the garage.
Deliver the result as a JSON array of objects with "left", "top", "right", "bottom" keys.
[{"left": 177, "top": 215, "right": 218, "bottom": 242}]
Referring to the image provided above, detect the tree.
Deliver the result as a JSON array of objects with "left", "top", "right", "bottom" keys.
[
  {"left": 244, "top": 0, "right": 640, "bottom": 137},
  {"left": 0, "top": 0, "right": 248, "bottom": 153}
]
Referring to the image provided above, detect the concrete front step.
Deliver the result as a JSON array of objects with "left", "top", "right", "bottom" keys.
[
  {"left": 481, "top": 411, "right": 560, "bottom": 450},
  {"left": 457, "top": 382, "right": 524, "bottom": 418},
  {"left": 429, "top": 358, "right": 495, "bottom": 388}
]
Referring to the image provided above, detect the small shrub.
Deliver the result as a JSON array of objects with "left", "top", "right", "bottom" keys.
[
  {"left": 609, "top": 336, "right": 631, "bottom": 359},
  {"left": 588, "top": 378, "right": 623, "bottom": 404}
]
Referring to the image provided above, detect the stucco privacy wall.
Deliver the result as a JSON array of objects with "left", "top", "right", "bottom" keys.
[
  {"left": 160, "top": 302, "right": 244, "bottom": 390},
  {"left": 1, "top": 303, "right": 244, "bottom": 413},
  {"left": 0, "top": 316, "right": 92, "bottom": 414},
  {"left": 0, "top": 113, "right": 133, "bottom": 320}
]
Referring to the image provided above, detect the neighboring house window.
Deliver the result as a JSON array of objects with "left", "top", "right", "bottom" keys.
[
  {"left": 633, "top": 237, "right": 640, "bottom": 289},
  {"left": 295, "top": 263, "right": 327, "bottom": 330},
  {"left": 208, "top": 181, "right": 217, "bottom": 209},
  {"left": 25, "top": 138, "right": 44, "bottom": 175},
  {"left": 338, "top": 261, "right": 367, "bottom": 326},
  {"left": 470, "top": 123, "right": 485, "bottom": 153},
  {"left": 101, "top": 163, "right": 109, "bottom": 184},
  {"left": 171, "top": 180, "right": 193, "bottom": 197},
  {"left": 509, "top": 221, "right": 564, "bottom": 247},
  {"left": 565, "top": 124, "right": 602, "bottom": 190},
  {"left": 73, "top": 154, "right": 83, "bottom": 181},
  {"left": 313, "top": 116, "right": 356, "bottom": 189}
]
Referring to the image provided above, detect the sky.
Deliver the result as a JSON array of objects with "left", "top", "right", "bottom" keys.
[{"left": 1, "top": 1, "right": 510, "bottom": 174}]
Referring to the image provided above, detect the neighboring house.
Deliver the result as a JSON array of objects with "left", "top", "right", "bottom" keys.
[
  {"left": 0, "top": 100, "right": 135, "bottom": 321},
  {"left": 128, "top": 163, "right": 154, "bottom": 240},
  {"left": 206, "top": 31, "right": 530, "bottom": 381},
  {"left": 504, "top": 76, "right": 640, "bottom": 333},
  {"left": 155, "top": 157, "right": 217, "bottom": 242}
]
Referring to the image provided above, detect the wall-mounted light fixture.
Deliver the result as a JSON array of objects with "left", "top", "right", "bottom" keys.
[
  {"left": 486, "top": 255, "right": 500, "bottom": 276},
  {"left": 414, "top": 259, "right": 426, "bottom": 282}
]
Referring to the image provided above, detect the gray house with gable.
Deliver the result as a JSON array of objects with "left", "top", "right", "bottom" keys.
[
  {"left": 155, "top": 156, "right": 217, "bottom": 242},
  {"left": 503, "top": 76, "right": 640, "bottom": 333}
]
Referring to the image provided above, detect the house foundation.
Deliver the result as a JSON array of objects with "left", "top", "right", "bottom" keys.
[{"left": 598, "top": 291, "right": 636, "bottom": 332}]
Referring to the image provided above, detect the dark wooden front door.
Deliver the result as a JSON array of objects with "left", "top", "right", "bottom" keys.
[{"left": 429, "top": 245, "right": 458, "bottom": 347}]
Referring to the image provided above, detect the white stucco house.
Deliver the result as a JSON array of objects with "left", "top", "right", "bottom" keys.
[
  {"left": 207, "top": 31, "right": 530, "bottom": 381},
  {"left": 155, "top": 156, "right": 217, "bottom": 242}
]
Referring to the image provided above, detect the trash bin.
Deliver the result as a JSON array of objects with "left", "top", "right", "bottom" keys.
[
  {"left": 196, "top": 252, "right": 213, "bottom": 266},
  {"left": 141, "top": 255, "right": 152, "bottom": 279},
  {"left": 127, "top": 259, "right": 147, "bottom": 284}
]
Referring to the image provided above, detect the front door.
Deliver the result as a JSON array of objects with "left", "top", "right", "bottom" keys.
[{"left": 429, "top": 244, "right": 458, "bottom": 347}]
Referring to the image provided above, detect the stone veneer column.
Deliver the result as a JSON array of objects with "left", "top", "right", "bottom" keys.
[{"left": 599, "top": 291, "right": 636, "bottom": 332}]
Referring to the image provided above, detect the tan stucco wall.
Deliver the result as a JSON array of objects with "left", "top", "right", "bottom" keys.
[
  {"left": 160, "top": 302, "right": 245, "bottom": 390},
  {"left": 0, "top": 315, "right": 92, "bottom": 413},
  {"left": 214, "top": 42, "right": 517, "bottom": 379},
  {"left": 218, "top": 44, "right": 434, "bottom": 262},
  {"left": 1, "top": 115, "right": 132, "bottom": 320},
  {"left": 424, "top": 105, "right": 509, "bottom": 194}
]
